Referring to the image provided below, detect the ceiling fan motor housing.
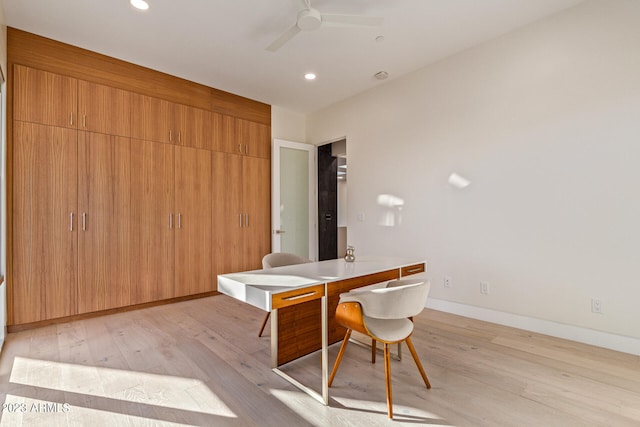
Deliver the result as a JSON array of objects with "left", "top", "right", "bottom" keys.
[{"left": 297, "top": 8, "right": 322, "bottom": 31}]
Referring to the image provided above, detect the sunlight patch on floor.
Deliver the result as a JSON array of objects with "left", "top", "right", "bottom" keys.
[
  {"left": 271, "top": 388, "right": 453, "bottom": 425},
  {"left": 270, "top": 388, "right": 325, "bottom": 424},
  {"left": 330, "top": 395, "right": 449, "bottom": 425},
  {"left": 9, "top": 357, "right": 236, "bottom": 418}
]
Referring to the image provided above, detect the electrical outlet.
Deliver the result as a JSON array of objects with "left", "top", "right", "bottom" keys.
[
  {"left": 591, "top": 298, "right": 602, "bottom": 314},
  {"left": 444, "top": 276, "right": 452, "bottom": 288},
  {"left": 480, "top": 281, "right": 490, "bottom": 295}
]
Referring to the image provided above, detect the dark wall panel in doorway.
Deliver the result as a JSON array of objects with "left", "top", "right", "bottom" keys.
[{"left": 318, "top": 143, "right": 337, "bottom": 260}]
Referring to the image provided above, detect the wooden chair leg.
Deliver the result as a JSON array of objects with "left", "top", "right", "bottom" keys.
[
  {"left": 258, "top": 312, "right": 270, "bottom": 337},
  {"left": 405, "top": 336, "right": 431, "bottom": 389},
  {"left": 328, "top": 329, "right": 352, "bottom": 387},
  {"left": 372, "top": 338, "right": 376, "bottom": 363},
  {"left": 384, "top": 343, "right": 393, "bottom": 419}
]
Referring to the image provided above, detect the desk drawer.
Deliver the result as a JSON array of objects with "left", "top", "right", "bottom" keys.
[
  {"left": 401, "top": 263, "right": 425, "bottom": 276},
  {"left": 272, "top": 284, "right": 325, "bottom": 309}
]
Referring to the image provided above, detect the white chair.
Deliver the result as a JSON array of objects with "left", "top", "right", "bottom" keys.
[
  {"left": 328, "top": 279, "right": 432, "bottom": 419},
  {"left": 258, "top": 252, "right": 312, "bottom": 337}
]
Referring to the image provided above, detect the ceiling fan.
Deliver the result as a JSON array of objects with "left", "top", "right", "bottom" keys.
[{"left": 266, "top": 0, "right": 383, "bottom": 52}]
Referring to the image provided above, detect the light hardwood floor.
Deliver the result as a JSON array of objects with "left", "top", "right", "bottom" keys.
[{"left": 1, "top": 294, "right": 638, "bottom": 426}]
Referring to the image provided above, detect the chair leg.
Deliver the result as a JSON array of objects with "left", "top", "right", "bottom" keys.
[
  {"left": 405, "top": 336, "right": 431, "bottom": 389},
  {"left": 258, "top": 312, "right": 270, "bottom": 337},
  {"left": 328, "top": 329, "right": 352, "bottom": 387},
  {"left": 372, "top": 338, "right": 376, "bottom": 363},
  {"left": 384, "top": 343, "right": 393, "bottom": 419}
]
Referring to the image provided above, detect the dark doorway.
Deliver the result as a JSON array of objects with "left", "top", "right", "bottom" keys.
[{"left": 317, "top": 143, "right": 337, "bottom": 260}]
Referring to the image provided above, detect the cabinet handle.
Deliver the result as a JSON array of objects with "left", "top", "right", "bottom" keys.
[
  {"left": 245, "top": 213, "right": 249, "bottom": 227},
  {"left": 178, "top": 131, "right": 181, "bottom": 143},
  {"left": 169, "top": 213, "right": 173, "bottom": 229},
  {"left": 178, "top": 213, "right": 182, "bottom": 229},
  {"left": 238, "top": 143, "right": 242, "bottom": 154},
  {"left": 70, "top": 112, "right": 73, "bottom": 126},
  {"left": 169, "top": 130, "right": 172, "bottom": 142},
  {"left": 239, "top": 213, "right": 243, "bottom": 228},
  {"left": 83, "top": 114, "right": 86, "bottom": 128},
  {"left": 283, "top": 291, "right": 317, "bottom": 301},
  {"left": 82, "top": 212, "right": 87, "bottom": 231},
  {"left": 245, "top": 144, "right": 248, "bottom": 155},
  {"left": 70, "top": 212, "right": 74, "bottom": 231}
]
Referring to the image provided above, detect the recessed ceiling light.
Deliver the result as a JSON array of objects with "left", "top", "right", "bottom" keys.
[
  {"left": 304, "top": 73, "right": 316, "bottom": 81},
  {"left": 130, "top": 0, "right": 149, "bottom": 11}
]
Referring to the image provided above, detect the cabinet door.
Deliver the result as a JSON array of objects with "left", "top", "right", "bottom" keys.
[
  {"left": 12, "top": 122, "right": 78, "bottom": 324},
  {"left": 212, "top": 152, "right": 243, "bottom": 274},
  {"left": 78, "top": 80, "right": 131, "bottom": 137},
  {"left": 131, "top": 93, "right": 171, "bottom": 144},
  {"left": 77, "top": 132, "right": 131, "bottom": 313},
  {"left": 175, "top": 104, "right": 212, "bottom": 150},
  {"left": 175, "top": 146, "right": 213, "bottom": 296},
  {"left": 242, "top": 156, "right": 271, "bottom": 270},
  {"left": 130, "top": 140, "right": 175, "bottom": 304},
  {"left": 238, "top": 119, "right": 271, "bottom": 159},
  {"left": 214, "top": 114, "right": 241, "bottom": 154},
  {"left": 13, "top": 64, "right": 77, "bottom": 129},
  {"left": 211, "top": 112, "right": 225, "bottom": 152}
]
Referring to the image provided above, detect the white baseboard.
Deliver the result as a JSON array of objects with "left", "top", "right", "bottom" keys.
[{"left": 426, "top": 298, "right": 640, "bottom": 356}]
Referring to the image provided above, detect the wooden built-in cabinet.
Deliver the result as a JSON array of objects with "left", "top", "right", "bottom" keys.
[
  {"left": 13, "top": 65, "right": 77, "bottom": 129},
  {"left": 14, "top": 64, "right": 131, "bottom": 136},
  {"left": 242, "top": 156, "right": 271, "bottom": 270},
  {"left": 77, "top": 132, "right": 132, "bottom": 313},
  {"left": 131, "top": 93, "right": 212, "bottom": 149},
  {"left": 12, "top": 122, "right": 78, "bottom": 324},
  {"left": 212, "top": 152, "right": 244, "bottom": 274},
  {"left": 174, "top": 146, "right": 214, "bottom": 296},
  {"left": 175, "top": 105, "right": 213, "bottom": 150},
  {"left": 130, "top": 141, "right": 214, "bottom": 303},
  {"left": 11, "top": 124, "right": 133, "bottom": 322},
  {"left": 212, "top": 113, "right": 270, "bottom": 159},
  {"left": 238, "top": 118, "right": 271, "bottom": 159},
  {"left": 9, "top": 55, "right": 271, "bottom": 327},
  {"left": 78, "top": 81, "right": 131, "bottom": 137},
  {"left": 211, "top": 152, "right": 271, "bottom": 273},
  {"left": 130, "top": 140, "right": 175, "bottom": 305}
]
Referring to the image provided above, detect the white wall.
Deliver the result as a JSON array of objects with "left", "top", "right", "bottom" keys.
[
  {"left": 337, "top": 179, "right": 347, "bottom": 228},
  {"left": 271, "top": 106, "right": 306, "bottom": 143},
  {"left": 307, "top": 0, "right": 640, "bottom": 352}
]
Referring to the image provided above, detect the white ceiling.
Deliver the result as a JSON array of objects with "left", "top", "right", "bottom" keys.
[{"left": 3, "top": 0, "right": 585, "bottom": 114}]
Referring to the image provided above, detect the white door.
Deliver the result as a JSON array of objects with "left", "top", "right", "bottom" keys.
[{"left": 272, "top": 139, "right": 317, "bottom": 260}]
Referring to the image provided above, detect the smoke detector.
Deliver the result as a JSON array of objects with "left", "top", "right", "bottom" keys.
[{"left": 374, "top": 71, "right": 389, "bottom": 80}]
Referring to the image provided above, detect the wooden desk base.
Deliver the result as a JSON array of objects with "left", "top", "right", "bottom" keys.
[{"left": 276, "top": 269, "right": 400, "bottom": 366}]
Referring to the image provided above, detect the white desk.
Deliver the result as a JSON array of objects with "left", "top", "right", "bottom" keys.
[{"left": 217, "top": 256, "right": 426, "bottom": 404}]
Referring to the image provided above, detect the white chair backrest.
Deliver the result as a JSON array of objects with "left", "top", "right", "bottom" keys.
[
  {"left": 262, "top": 252, "right": 312, "bottom": 269},
  {"left": 341, "top": 279, "right": 430, "bottom": 319}
]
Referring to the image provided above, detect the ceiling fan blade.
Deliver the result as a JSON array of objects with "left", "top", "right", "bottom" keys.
[
  {"left": 321, "top": 14, "right": 383, "bottom": 28},
  {"left": 266, "top": 24, "right": 302, "bottom": 52}
]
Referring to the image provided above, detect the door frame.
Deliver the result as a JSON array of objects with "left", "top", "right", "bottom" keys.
[{"left": 272, "top": 138, "right": 317, "bottom": 261}]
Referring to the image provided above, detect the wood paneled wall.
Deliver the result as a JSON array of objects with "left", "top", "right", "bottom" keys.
[
  {"left": 6, "top": 27, "right": 271, "bottom": 329},
  {"left": 7, "top": 28, "right": 270, "bottom": 124}
]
